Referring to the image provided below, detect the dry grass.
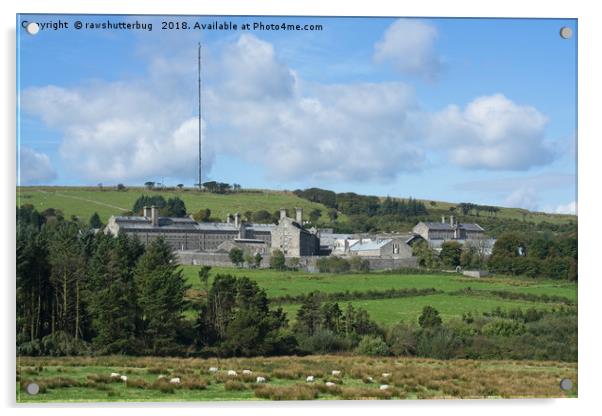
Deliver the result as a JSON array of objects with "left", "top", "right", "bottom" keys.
[{"left": 17, "top": 355, "right": 577, "bottom": 401}]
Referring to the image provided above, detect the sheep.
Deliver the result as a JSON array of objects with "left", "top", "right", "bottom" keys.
[
  {"left": 331, "top": 370, "right": 341, "bottom": 376},
  {"left": 242, "top": 369, "right": 252, "bottom": 375},
  {"left": 169, "top": 377, "right": 181, "bottom": 384},
  {"left": 379, "top": 384, "right": 389, "bottom": 390},
  {"left": 381, "top": 373, "right": 391, "bottom": 378},
  {"left": 365, "top": 376, "right": 374, "bottom": 383},
  {"left": 110, "top": 372, "right": 120, "bottom": 378},
  {"left": 256, "top": 376, "right": 266, "bottom": 383},
  {"left": 157, "top": 375, "right": 166, "bottom": 380},
  {"left": 208, "top": 367, "right": 218, "bottom": 373},
  {"left": 306, "top": 375, "right": 315, "bottom": 383},
  {"left": 120, "top": 375, "right": 128, "bottom": 382},
  {"left": 325, "top": 381, "right": 336, "bottom": 387},
  {"left": 227, "top": 370, "right": 237, "bottom": 377}
]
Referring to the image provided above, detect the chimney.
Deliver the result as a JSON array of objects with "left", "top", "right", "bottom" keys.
[
  {"left": 295, "top": 207, "right": 303, "bottom": 223},
  {"left": 280, "top": 208, "right": 287, "bottom": 220},
  {"left": 234, "top": 212, "right": 240, "bottom": 227},
  {"left": 441, "top": 215, "right": 445, "bottom": 224},
  {"left": 143, "top": 206, "right": 151, "bottom": 218},
  {"left": 151, "top": 205, "right": 159, "bottom": 227},
  {"left": 226, "top": 213, "right": 231, "bottom": 224}
]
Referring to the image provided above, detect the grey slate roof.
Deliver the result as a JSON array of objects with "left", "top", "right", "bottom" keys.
[
  {"left": 350, "top": 239, "right": 391, "bottom": 251},
  {"left": 422, "top": 222, "right": 484, "bottom": 232}
]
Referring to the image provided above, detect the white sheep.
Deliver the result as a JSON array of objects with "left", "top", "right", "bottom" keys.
[
  {"left": 379, "top": 384, "right": 389, "bottom": 390},
  {"left": 325, "top": 381, "right": 336, "bottom": 387},
  {"left": 208, "top": 367, "right": 218, "bottom": 373},
  {"left": 227, "top": 370, "right": 237, "bottom": 377},
  {"left": 256, "top": 376, "right": 266, "bottom": 383},
  {"left": 120, "top": 375, "right": 128, "bottom": 382},
  {"left": 110, "top": 372, "right": 120, "bottom": 378},
  {"left": 242, "top": 369, "right": 252, "bottom": 375},
  {"left": 331, "top": 370, "right": 341, "bottom": 376},
  {"left": 169, "top": 377, "right": 181, "bottom": 384},
  {"left": 382, "top": 373, "right": 391, "bottom": 378},
  {"left": 306, "top": 375, "right": 315, "bottom": 382},
  {"left": 157, "top": 375, "right": 166, "bottom": 380},
  {"left": 366, "top": 376, "right": 374, "bottom": 383}
]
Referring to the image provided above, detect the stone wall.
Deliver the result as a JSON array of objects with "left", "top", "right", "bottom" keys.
[{"left": 176, "top": 251, "right": 272, "bottom": 268}]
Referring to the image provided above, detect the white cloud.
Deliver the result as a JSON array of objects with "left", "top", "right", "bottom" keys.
[
  {"left": 18, "top": 146, "right": 57, "bottom": 185},
  {"left": 552, "top": 201, "right": 577, "bottom": 215},
  {"left": 20, "top": 33, "right": 557, "bottom": 186},
  {"left": 21, "top": 82, "right": 214, "bottom": 184},
  {"left": 503, "top": 186, "right": 539, "bottom": 211},
  {"left": 425, "top": 94, "right": 555, "bottom": 170},
  {"left": 374, "top": 19, "right": 441, "bottom": 80}
]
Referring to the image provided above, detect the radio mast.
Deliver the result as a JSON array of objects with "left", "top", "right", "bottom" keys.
[{"left": 197, "top": 42, "right": 202, "bottom": 190}]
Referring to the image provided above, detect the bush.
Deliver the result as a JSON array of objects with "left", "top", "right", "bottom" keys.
[
  {"left": 386, "top": 323, "right": 418, "bottom": 356},
  {"left": 299, "top": 329, "right": 350, "bottom": 353},
  {"left": 481, "top": 319, "right": 527, "bottom": 337},
  {"left": 355, "top": 336, "right": 390, "bottom": 356},
  {"left": 417, "top": 327, "right": 462, "bottom": 359},
  {"left": 316, "top": 256, "right": 351, "bottom": 273}
]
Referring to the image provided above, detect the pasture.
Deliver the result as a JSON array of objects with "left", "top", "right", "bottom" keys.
[
  {"left": 16, "top": 186, "right": 334, "bottom": 224},
  {"left": 181, "top": 266, "right": 576, "bottom": 325},
  {"left": 17, "top": 355, "right": 577, "bottom": 402}
]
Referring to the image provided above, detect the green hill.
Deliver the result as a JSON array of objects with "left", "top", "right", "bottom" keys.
[
  {"left": 16, "top": 186, "right": 575, "bottom": 231},
  {"left": 16, "top": 186, "right": 337, "bottom": 224}
]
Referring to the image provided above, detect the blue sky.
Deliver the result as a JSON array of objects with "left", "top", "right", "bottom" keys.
[{"left": 17, "top": 15, "right": 577, "bottom": 214}]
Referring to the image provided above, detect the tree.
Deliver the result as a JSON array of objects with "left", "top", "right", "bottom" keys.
[
  {"left": 327, "top": 209, "right": 338, "bottom": 222},
  {"left": 294, "top": 292, "right": 322, "bottom": 337},
  {"left": 309, "top": 209, "right": 322, "bottom": 223},
  {"left": 116, "top": 183, "right": 126, "bottom": 191},
  {"left": 270, "top": 249, "right": 286, "bottom": 270},
  {"left": 89, "top": 212, "right": 102, "bottom": 229},
  {"left": 198, "top": 266, "right": 212, "bottom": 293},
  {"left": 193, "top": 208, "right": 211, "bottom": 222},
  {"left": 439, "top": 241, "right": 462, "bottom": 268},
  {"left": 144, "top": 181, "right": 155, "bottom": 190},
  {"left": 87, "top": 234, "right": 139, "bottom": 354},
  {"left": 418, "top": 306, "right": 442, "bottom": 329},
  {"left": 254, "top": 253, "right": 263, "bottom": 268},
  {"left": 176, "top": 184, "right": 184, "bottom": 190},
  {"left": 165, "top": 197, "right": 187, "bottom": 217},
  {"left": 244, "top": 253, "right": 255, "bottom": 268},
  {"left": 134, "top": 238, "right": 190, "bottom": 354},
  {"left": 229, "top": 248, "right": 244, "bottom": 267}
]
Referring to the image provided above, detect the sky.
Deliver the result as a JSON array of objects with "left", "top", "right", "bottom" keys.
[{"left": 16, "top": 14, "right": 577, "bottom": 214}]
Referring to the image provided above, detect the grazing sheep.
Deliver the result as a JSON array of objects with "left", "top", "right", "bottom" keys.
[
  {"left": 331, "top": 370, "right": 341, "bottom": 376},
  {"left": 110, "top": 372, "right": 120, "bottom": 378},
  {"left": 306, "top": 375, "right": 315, "bottom": 383},
  {"left": 325, "top": 381, "right": 336, "bottom": 387},
  {"left": 227, "top": 370, "right": 237, "bottom": 377},
  {"left": 208, "top": 367, "right": 218, "bottom": 373},
  {"left": 382, "top": 373, "right": 391, "bottom": 378},
  {"left": 120, "top": 375, "right": 128, "bottom": 382},
  {"left": 169, "top": 377, "right": 181, "bottom": 384},
  {"left": 256, "top": 376, "right": 266, "bottom": 383},
  {"left": 366, "top": 376, "right": 374, "bottom": 383},
  {"left": 157, "top": 375, "right": 166, "bottom": 380},
  {"left": 379, "top": 384, "right": 389, "bottom": 390},
  {"left": 242, "top": 369, "right": 252, "bottom": 375}
]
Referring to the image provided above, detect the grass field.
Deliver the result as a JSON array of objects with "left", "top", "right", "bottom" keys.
[
  {"left": 16, "top": 186, "right": 575, "bottom": 226},
  {"left": 180, "top": 266, "right": 576, "bottom": 325},
  {"left": 16, "top": 355, "right": 577, "bottom": 402},
  {"left": 16, "top": 186, "right": 338, "bottom": 224}
]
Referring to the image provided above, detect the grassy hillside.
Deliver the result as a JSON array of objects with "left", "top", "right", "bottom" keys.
[
  {"left": 16, "top": 186, "right": 339, "bottom": 224},
  {"left": 16, "top": 186, "right": 575, "bottom": 227}
]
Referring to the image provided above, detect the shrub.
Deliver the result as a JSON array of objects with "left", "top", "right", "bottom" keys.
[
  {"left": 224, "top": 380, "right": 248, "bottom": 391},
  {"left": 299, "top": 329, "right": 350, "bottom": 353},
  {"left": 481, "top": 319, "right": 527, "bottom": 337},
  {"left": 355, "top": 336, "right": 390, "bottom": 356},
  {"left": 254, "top": 384, "right": 318, "bottom": 400}
]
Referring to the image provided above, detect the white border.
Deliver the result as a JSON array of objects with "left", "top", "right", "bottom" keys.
[{"left": 3, "top": 1, "right": 600, "bottom": 415}]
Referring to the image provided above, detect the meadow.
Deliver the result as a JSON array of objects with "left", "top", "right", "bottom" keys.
[
  {"left": 17, "top": 355, "right": 577, "bottom": 402},
  {"left": 181, "top": 266, "right": 576, "bottom": 325},
  {"left": 16, "top": 186, "right": 336, "bottom": 223}
]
